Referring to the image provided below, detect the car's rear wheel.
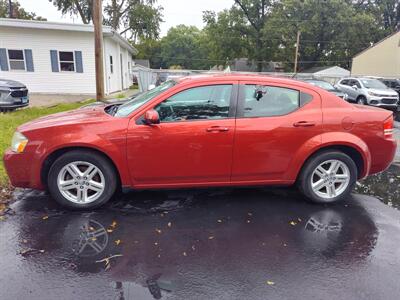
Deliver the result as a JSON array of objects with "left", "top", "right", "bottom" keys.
[
  {"left": 48, "top": 150, "right": 117, "bottom": 210},
  {"left": 298, "top": 151, "right": 357, "bottom": 203}
]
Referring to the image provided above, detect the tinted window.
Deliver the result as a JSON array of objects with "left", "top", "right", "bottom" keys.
[
  {"left": 340, "top": 79, "right": 349, "bottom": 85},
  {"left": 155, "top": 85, "right": 232, "bottom": 122},
  {"left": 241, "top": 85, "right": 300, "bottom": 117}
]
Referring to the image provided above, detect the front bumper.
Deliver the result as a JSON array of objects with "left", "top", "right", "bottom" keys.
[
  {"left": 367, "top": 96, "right": 398, "bottom": 108},
  {"left": 0, "top": 102, "right": 29, "bottom": 109},
  {"left": 3, "top": 149, "right": 43, "bottom": 189}
]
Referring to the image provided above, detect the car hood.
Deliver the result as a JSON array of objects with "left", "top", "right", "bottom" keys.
[
  {"left": 18, "top": 106, "right": 111, "bottom": 132},
  {"left": 368, "top": 88, "right": 398, "bottom": 96},
  {"left": 0, "top": 78, "right": 26, "bottom": 88}
]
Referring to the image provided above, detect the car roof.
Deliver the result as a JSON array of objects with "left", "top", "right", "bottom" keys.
[{"left": 175, "top": 73, "right": 313, "bottom": 87}]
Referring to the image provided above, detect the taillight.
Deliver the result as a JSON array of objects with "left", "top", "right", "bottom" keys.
[{"left": 383, "top": 116, "right": 393, "bottom": 138}]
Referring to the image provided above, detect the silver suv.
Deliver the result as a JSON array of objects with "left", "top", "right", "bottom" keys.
[
  {"left": 0, "top": 79, "right": 29, "bottom": 111},
  {"left": 336, "top": 77, "right": 399, "bottom": 109}
]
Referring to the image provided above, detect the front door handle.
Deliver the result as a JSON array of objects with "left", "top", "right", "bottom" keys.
[
  {"left": 206, "top": 126, "right": 229, "bottom": 132},
  {"left": 293, "top": 121, "right": 316, "bottom": 127}
]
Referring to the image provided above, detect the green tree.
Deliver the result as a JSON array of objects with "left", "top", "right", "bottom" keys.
[
  {"left": 1, "top": 0, "right": 46, "bottom": 20},
  {"left": 159, "top": 25, "right": 211, "bottom": 70},
  {"left": 49, "top": 0, "right": 92, "bottom": 24},
  {"left": 50, "top": 0, "right": 163, "bottom": 42},
  {"left": 354, "top": 0, "right": 399, "bottom": 32},
  {"left": 263, "top": 0, "right": 384, "bottom": 71},
  {"left": 203, "top": 9, "right": 250, "bottom": 68},
  {"left": 133, "top": 38, "right": 162, "bottom": 68}
]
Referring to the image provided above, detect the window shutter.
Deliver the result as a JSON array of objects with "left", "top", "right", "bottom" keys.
[
  {"left": 74, "top": 50, "right": 83, "bottom": 73},
  {"left": 24, "top": 49, "right": 34, "bottom": 72},
  {"left": 50, "top": 50, "right": 59, "bottom": 72},
  {"left": 0, "top": 48, "right": 9, "bottom": 71}
]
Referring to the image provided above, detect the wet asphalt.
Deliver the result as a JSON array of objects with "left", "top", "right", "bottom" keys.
[{"left": 1, "top": 164, "right": 400, "bottom": 300}]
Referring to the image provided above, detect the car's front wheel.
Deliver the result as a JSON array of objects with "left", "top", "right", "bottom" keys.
[
  {"left": 48, "top": 150, "right": 117, "bottom": 210},
  {"left": 298, "top": 151, "right": 357, "bottom": 203}
]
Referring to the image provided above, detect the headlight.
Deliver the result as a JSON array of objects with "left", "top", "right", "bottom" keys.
[
  {"left": 368, "top": 91, "right": 380, "bottom": 97},
  {"left": 11, "top": 131, "right": 28, "bottom": 153}
]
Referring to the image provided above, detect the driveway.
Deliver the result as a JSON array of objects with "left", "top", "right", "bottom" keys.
[{"left": 0, "top": 164, "right": 400, "bottom": 299}]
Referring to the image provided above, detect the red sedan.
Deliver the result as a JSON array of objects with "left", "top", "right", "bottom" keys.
[{"left": 3, "top": 74, "right": 396, "bottom": 209}]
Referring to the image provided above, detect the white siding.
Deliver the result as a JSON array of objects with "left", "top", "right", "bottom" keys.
[{"left": 0, "top": 26, "right": 96, "bottom": 94}]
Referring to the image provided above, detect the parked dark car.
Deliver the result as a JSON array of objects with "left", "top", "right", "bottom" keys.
[
  {"left": 304, "top": 79, "right": 348, "bottom": 100},
  {"left": 379, "top": 78, "right": 400, "bottom": 96},
  {"left": 0, "top": 79, "right": 29, "bottom": 111}
]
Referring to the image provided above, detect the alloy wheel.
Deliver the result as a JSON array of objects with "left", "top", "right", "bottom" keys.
[
  {"left": 310, "top": 159, "right": 350, "bottom": 199},
  {"left": 57, "top": 161, "right": 105, "bottom": 204}
]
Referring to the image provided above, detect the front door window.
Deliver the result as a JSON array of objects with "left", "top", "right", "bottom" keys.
[{"left": 155, "top": 85, "right": 233, "bottom": 122}]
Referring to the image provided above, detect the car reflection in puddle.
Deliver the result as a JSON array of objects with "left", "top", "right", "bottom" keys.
[{"left": 12, "top": 187, "right": 378, "bottom": 299}]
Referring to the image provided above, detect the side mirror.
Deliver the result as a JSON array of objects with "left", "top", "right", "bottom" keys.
[
  {"left": 352, "top": 85, "right": 358, "bottom": 90},
  {"left": 148, "top": 84, "right": 156, "bottom": 90},
  {"left": 144, "top": 109, "right": 160, "bottom": 125}
]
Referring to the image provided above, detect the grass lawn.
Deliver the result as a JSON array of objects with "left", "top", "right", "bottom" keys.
[{"left": 0, "top": 100, "right": 94, "bottom": 186}]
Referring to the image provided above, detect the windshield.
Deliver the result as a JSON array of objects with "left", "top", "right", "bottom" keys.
[
  {"left": 115, "top": 80, "right": 176, "bottom": 117},
  {"left": 307, "top": 80, "right": 335, "bottom": 90},
  {"left": 360, "top": 79, "right": 387, "bottom": 89}
]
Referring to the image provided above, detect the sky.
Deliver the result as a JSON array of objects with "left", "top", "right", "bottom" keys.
[{"left": 18, "top": 0, "right": 233, "bottom": 36}]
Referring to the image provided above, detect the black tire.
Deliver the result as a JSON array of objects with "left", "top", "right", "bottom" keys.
[
  {"left": 298, "top": 151, "right": 357, "bottom": 204},
  {"left": 356, "top": 96, "right": 367, "bottom": 105},
  {"left": 47, "top": 150, "right": 117, "bottom": 210}
]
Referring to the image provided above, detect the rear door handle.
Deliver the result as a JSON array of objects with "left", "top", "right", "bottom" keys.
[
  {"left": 206, "top": 126, "right": 229, "bottom": 132},
  {"left": 293, "top": 121, "right": 316, "bottom": 127}
]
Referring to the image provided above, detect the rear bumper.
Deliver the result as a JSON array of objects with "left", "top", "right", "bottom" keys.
[
  {"left": 3, "top": 149, "right": 43, "bottom": 189},
  {"left": 369, "top": 138, "right": 397, "bottom": 175}
]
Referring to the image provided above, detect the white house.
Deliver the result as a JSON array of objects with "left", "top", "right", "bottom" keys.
[{"left": 0, "top": 18, "right": 138, "bottom": 95}]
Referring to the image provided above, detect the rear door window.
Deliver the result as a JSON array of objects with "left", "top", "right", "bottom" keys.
[{"left": 239, "top": 85, "right": 302, "bottom": 117}]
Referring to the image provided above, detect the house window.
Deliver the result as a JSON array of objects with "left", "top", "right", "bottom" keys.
[
  {"left": 59, "top": 51, "right": 75, "bottom": 72},
  {"left": 110, "top": 56, "right": 114, "bottom": 74},
  {"left": 8, "top": 49, "right": 25, "bottom": 70}
]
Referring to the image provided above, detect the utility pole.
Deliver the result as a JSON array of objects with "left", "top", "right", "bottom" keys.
[
  {"left": 93, "top": 0, "right": 105, "bottom": 101},
  {"left": 8, "top": 0, "right": 13, "bottom": 18},
  {"left": 293, "top": 30, "right": 301, "bottom": 73}
]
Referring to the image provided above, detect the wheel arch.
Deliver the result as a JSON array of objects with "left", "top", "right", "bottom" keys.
[
  {"left": 297, "top": 144, "right": 366, "bottom": 181},
  {"left": 40, "top": 146, "right": 122, "bottom": 189}
]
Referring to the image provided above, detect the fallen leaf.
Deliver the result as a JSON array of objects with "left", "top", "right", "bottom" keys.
[
  {"left": 208, "top": 236, "right": 214, "bottom": 240},
  {"left": 283, "top": 243, "right": 287, "bottom": 247},
  {"left": 154, "top": 242, "right": 158, "bottom": 246},
  {"left": 155, "top": 228, "right": 162, "bottom": 234},
  {"left": 111, "top": 221, "right": 117, "bottom": 228},
  {"left": 42, "top": 215, "right": 49, "bottom": 220},
  {"left": 183, "top": 252, "right": 187, "bottom": 256},
  {"left": 115, "top": 239, "right": 122, "bottom": 246},
  {"left": 107, "top": 229, "right": 113, "bottom": 233},
  {"left": 297, "top": 218, "right": 302, "bottom": 222},
  {"left": 289, "top": 221, "right": 297, "bottom": 226},
  {"left": 266, "top": 280, "right": 275, "bottom": 285},
  {"left": 246, "top": 219, "right": 251, "bottom": 223},
  {"left": 19, "top": 248, "right": 45, "bottom": 256},
  {"left": 91, "top": 237, "right": 97, "bottom": 241},
  {"left": 89, "top": 226, "right": 95, "bottom": 231},
  {"left": 217, "top": 219, "right": 222, "bottom": 223},
  {"left": 0, "top": 216, "right": 5, "bottom": 221},
  {"left": 167, "top": 222, "right": 172, "bottom": 228},
  {"left": 247, "top": 212, "right": 253, "bottom": 216},
  {"left": 191, "top": 245, "right": 196, "bottom": 251}
]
